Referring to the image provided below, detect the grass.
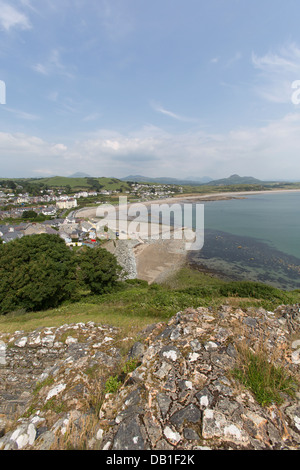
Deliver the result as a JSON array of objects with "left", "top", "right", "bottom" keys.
[
  {"left": 104, "top": 375, "right": 122, "bottom": 394},
  {"left": 1, "top": 265, "right": 300, "bottom": 335},
  {"left": 232, "top": 345, "right": 298, "bottom": 406}
]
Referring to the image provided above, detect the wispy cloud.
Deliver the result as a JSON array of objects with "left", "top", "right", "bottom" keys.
[
  {"left": 95, "top": 0, "right": 134, "bottom": 41},
  {"left": 33, "top": 49, "right": 75, "bottom": 79},
  {"left": 5, "top": 107, "right": 39, "bottom": 120},
  {"left": 0, "top": 1, "right": 31, "bottom": 31},
  {"left": 252, "top": 43, "right": 300, "bottom": 104},
  {"left": 226, "top": 51, "right": 242, "bottom": 68},
  {"left": 82, "top": 113, "right": 102, "bottom": 122},
  {"left": 150, "top": 101, "right": 197, "bottom": 123}
]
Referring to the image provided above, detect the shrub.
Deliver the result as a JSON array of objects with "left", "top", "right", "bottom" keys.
[
  {"left": 78, "top": 246, "right": 122, "bottom": 295},
  {"left": 0, "top": 234, "right": 77, "bottom": 315},
  {"left": 104, "top": 375, "right": 122, "bottom": 393},
  {"left": 219, "top": 281, "right": 287, "bottom": 301}
]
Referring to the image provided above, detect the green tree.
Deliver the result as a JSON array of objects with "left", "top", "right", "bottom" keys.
[
  {"left": 22, "top": 210, "right": 38, "bottom": 219},
  {"left": 79, "top": 246, "right": 121, "bottom": 294},
  {"left": 0, "top": 234, "right": 77, "bottom": 314}
]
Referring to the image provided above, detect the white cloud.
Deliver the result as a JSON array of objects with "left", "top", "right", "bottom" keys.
[
  {"left": 0, "top": 2, "right": 31, "bottom": 31},
  {"left": 252, "top": 43, "right": 300, "bottom": 104},
  {"left": 2, "top": 113, "right": 300, "bottom": 179}
]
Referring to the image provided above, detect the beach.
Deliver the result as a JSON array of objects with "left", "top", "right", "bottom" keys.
[{"left": 75, "top": 188, "right": 300, "bottom": 286}]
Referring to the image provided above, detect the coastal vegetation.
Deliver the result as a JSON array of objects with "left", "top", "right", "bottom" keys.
[
  {"left": 0, "top": 253, "right": 300, "bottom": 334},
  {"left": 0, "top": 234, "right": 121, "bottom": 315}
]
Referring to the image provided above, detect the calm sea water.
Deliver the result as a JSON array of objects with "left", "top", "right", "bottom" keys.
[
  {"left": 181, "top": 191, "right": 300, "bottom": 290},
  {"left": 200, "top": 191, "right": 300, "bottom": 258},
  {"left": 144, "top": 191, "right": 300, "bottom": 289}
]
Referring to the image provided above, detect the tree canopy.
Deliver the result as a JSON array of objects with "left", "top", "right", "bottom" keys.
[
  {"left": 78, "top": 245, "right": 122, "bottom": 295},
  {"left": 0, "top": 234, "right": 122, "bottom": 315},
  {"left": 0, "top": 234, "right": 77, "bottom": 314}
]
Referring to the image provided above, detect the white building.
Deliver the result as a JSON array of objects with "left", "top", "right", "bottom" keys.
[{"left": 56, "top": 199, "right": 78, "bottom": 210}]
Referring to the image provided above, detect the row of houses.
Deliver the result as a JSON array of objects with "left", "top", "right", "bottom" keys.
[
  {"left": 0, "top": 188, "right": 116, "bottom": 207},
  {"left": 0, "top": 205, "right": 58, "bottom": 220},
  {"left": 0, "top": 218, "right": 106, "bottom": 247}
]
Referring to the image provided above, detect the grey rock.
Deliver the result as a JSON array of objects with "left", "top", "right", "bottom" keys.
[
  {"left": 156, "top": 393, "right": 172, "bottom": 419},
  {"left": 112, "top": 416, "right": 146, "bottom": 450},
  {"left": 128, "top": 342, "right": 145, "bottom": 361},
  {"left": 170, "top": 404, "right": 201, "bottom": 428},
  {"left": 1, "top": 303, "right": 299, "bottom": 451},
  {"left": 243, "top": 317, "right": 258, "bottom": 329},
  {"left": 159, "top": 345, "right": 181, "bottom": 362},
  {"left": 184, "top": 428, "right": 200, "bottom": 440},
  {"left": 195, "top": 387, "right": 214, "bottom": 409}
]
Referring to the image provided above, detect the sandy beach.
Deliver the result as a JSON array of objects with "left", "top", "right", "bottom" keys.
[{"left": 133, "top": 237, "right": 190, "bottom": 284}]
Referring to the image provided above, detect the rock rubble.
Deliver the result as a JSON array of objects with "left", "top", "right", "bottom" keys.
[{"left": 0, "top": 304, "right": 299, "bottom": 450}]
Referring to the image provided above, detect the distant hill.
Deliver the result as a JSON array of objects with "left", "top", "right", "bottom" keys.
[
  {"left": 28, "top": 176, "right": 131, "bottom": 192},
  {"left": 68, "top": 172, "right": 91, "bottom": 178},
  {"left": 205, "top": 174, "right": 264, "bottom": 186},
  {"left": 184, "top": 176, "right": 213, "bottom": 183},
  {"left": 121, "top": 174, "right": 267, "bottom": 186},
  {"left": 121, "top": 175, "right": 213, "bottom": 185}
]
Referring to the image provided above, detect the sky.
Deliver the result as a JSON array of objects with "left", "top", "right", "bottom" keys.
[{"left": 1, "top": 0, "right": 300, "bottom": 180}]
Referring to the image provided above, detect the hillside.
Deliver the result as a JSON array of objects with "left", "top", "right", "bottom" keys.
[
  {"left": 26, "top": 176, "right": 131, "bottom": 192},
  {"left": 0, "top": 258, "right": 300, "bottom": 450},
  {"left": 0, "top": 301, "right": 299, "bottom": 450},
  {"left": 206, "top": 174, "right": 264, "bottom": 186}
]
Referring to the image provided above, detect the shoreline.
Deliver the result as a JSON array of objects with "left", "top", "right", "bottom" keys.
[
  {"left": 75, "top": 188, "right": 300, "bottom": 286},
  {"left": 75, "top": 187, "right": 300, "bottom": 219},
  {"left": 143, "top": 187, "right": 300, "bottom": 204}
]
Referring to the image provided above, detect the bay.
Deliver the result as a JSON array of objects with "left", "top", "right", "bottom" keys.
[
  {"left": 183, "top": 191, "right": 300, "bottom": 291},
  {"left": 200, "top": 192, "right": 300, "bottom": 259}
]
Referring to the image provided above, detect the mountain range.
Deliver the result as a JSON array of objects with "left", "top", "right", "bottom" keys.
[
  {"left": 120, "top": 175, "right": 213, "bottom": 185},
  {"left": 121, "top": 174, "right": 268, "bottom": 186}
]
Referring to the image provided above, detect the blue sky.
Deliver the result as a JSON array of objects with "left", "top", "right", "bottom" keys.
[{"left": 1, "top": 0, "right": 300, "bottom": 180}]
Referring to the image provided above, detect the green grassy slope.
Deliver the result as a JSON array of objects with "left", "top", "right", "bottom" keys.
[
  {"left": 27, "top": 176, "right": 131, "bottom": 191},
  {"left": 1, "top": 266, "right": 299, "bottom": 335}
]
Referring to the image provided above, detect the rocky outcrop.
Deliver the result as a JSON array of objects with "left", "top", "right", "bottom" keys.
[
  {"left": 0, "top": 304, "right": 299, "bottom": 450},
  {"left": 104, "top": 239, "right": 140, "bottom": 280}
]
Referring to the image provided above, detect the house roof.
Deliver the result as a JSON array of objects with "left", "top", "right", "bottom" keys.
[{"left": 2, "top": 232, "right": 23, "bottom": 242}]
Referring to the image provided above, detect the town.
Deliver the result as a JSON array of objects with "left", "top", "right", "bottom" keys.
[{"left": 0, "top": 178, "right": 183, "bottom": 246}]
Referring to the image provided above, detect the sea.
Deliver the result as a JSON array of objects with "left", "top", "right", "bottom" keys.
[{"left": 178, "top": 191, "right": 300, "bottom": 291}]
